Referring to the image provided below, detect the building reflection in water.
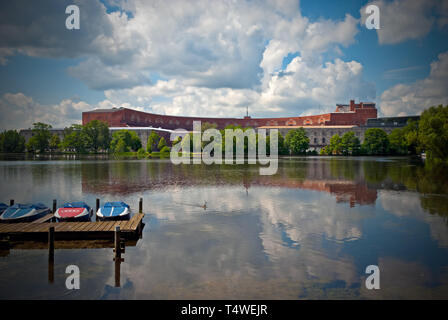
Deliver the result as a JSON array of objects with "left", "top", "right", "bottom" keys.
[{"left": 80, "top": 159, "right": 378, "bottom": 207}]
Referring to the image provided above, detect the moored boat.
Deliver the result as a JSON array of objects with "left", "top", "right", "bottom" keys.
[
  {"left": 54, "top": 202, "right": 93, "bottom": 221},
  {"left": 0, "top": 203, "right": 8, "bottom": 215},
  {"left": 96, "top": 201, "right": 131, "bottom": 220},
  {"left": 0, "top": 203, "right": 51, "bottom": 223}
]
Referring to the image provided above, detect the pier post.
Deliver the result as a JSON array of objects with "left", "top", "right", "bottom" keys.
[
  {"left": 96, "top": 198, "right": 100, "bottom": 222},
  {"left": 9, "top": 199, "right": 14, "bottom": 206},
  {"left": 114, "top": 226, "right": 121, "bottom": 259},
  {"left": 48, "top": 226, "right": 55, "bottom": 284},
  {"left": 138, "top": 220, "right": 143, "bottom": 239},
  {"left": 114, "top": 258, "right": 121, "bottom": 287},
  {"left": 139, "top": 197, "right": 143, "bottom": 214},
  {"left": 52, "top": 199, "right": 57, "bottom": 214},
  {"left": 48, "top": 226, "right": 54, "bottom": 259}
]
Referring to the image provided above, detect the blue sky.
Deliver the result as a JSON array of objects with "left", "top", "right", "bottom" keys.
[{"left": 0, "top": 0, "right": 447, "bottom": 129}]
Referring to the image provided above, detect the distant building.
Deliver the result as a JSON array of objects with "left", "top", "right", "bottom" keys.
[
  {"left": 82, "top": 100, "right": 378, "bottom": 129},
  {"left": 19, "top": 100, "right": 418, "bottom": 151}
]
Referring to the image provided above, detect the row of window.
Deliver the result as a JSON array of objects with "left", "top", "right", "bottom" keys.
[{"left": 128, "top": 115, "right": 329, "bottom": 127}]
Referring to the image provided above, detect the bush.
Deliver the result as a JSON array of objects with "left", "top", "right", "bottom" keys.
[
  {"left": 160, "top": 145, "right": 170, "bottom": 153},
  {"left": 137, "top": 148, "right": 147, "bottom": 158}
]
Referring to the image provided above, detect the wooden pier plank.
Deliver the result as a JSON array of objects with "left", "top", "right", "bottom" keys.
[
  {"left": 32, "top": 214, "right": 54, "bottom": 224},
  {"left": 0, "top": 214, "right": 144, "bottom": 241},
  {"left": 128, "top": 214, "right": 144, "bottom": 231}
]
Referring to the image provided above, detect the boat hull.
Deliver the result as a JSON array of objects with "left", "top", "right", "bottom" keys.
[
  {"left": 55, "top": 208, "right": 92, "bottom": 222},
  {"left": 0, "top": 208, "right": 50, "bottom": 223},
  {"left": 96, "top": 203, "right": 131, "bottom": 221}
]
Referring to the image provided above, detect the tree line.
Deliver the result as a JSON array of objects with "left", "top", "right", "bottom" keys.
[
  {"left": 321, "top": 104, "right": 448, "bottom": 162},
  {"left": 1, "top": 104, "right": 447, "bottom": 162},
  {"left": 172, "top": 122, "right": 311, "bottom": 156},
  {"left": 0, "top": 120, "right": 170, "bottom": 155}
]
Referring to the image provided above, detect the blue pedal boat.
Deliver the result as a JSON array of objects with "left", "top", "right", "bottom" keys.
[
  {"left": 96, "top": 201, "right": 131, "bottom": 221},
  {"left": 0, "top": 203, "right": 8, "bottom": 215},
  {"left": 54, "top": 201, "right": 93, "bottom": 222},
  {"left": 0, "top": 203, "right": 51, "bottom": 223}
]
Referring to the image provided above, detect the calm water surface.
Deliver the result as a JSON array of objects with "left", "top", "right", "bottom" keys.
[{"left": 0, "top": 155, "right": 447, "bottom": 299}]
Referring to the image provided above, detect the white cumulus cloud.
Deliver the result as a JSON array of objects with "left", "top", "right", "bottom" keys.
[{"left": 380, "top": 51, "right": 448, "bottom": 116}]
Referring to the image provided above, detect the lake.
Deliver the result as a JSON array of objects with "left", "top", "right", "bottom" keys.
[{"left": 0, "top": 155, "right": 447, "bottom": 299}]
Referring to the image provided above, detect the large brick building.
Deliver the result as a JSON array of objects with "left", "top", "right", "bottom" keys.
[
  {"left": 82, "top": 100, "right": 377, "bottom": 130},
  {"left": 20, "top": 100, "right": 419, "bottom": 151}
]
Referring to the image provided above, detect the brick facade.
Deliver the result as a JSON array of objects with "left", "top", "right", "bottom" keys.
[{"left": 82, "top": 100, "right": 377, "bottom": 130}]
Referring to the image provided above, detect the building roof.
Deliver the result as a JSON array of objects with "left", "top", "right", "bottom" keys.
[
  {"left": 84, "top": 107, "right": 124, "bottom": 113},
  {"left": 258, "top": 125, "right": 358, "bottom": 129}
]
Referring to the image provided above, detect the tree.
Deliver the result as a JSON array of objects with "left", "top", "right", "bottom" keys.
[
  {"left": 403, "top": 120, "right": 419, "bottom": 154},
  {"left": 110, "top": 130, "right": 142, "bottom": 153},
  {"left": 0, "top": 130, "right": 25, "bottom": 153},
  {"left": 418, "top": 104, "right": 448, "bottom": 161},
  {"left": 61, "top": 125, "right": 89, "bottom": 153},
  {"left": 362, "top": 128, "right": 390, "bottom": 155},
  {"left": 129, "top": 131, "right": 142, "bottom": 151},
  {"left": 285, "top": 128, "right": 309, "bottom": 155},
  {"left": 341, "top": 131, "right": 361, "bottom": 155},
  {"left": 83, "top": 120, "right": 110, "bottom": 152},
  {"left": 157, "top": 136, "right": 167, "bottom": 151},
  {"left": 388, "top": 128, "right": 407, "bottom": 155},
  {"left": 27, "top": 122, "right": 52, "bottom": 152},
  {"left": 49, "top": 134, "right": 61, "bottom": 152},
  {"left": 266, "top": 131, "right": 288, "bottom": 155},
  {"left": 114, "top": 138, "right": 128, "bottom": 153},
  {"left": 328, "top": 134, "right": 343, "bottom": 155},
  {"left": 147, "top": 131, "right": 161, "bottom": 153},
  {"left": 160, "top": 145, "right": 170, "bottom": 153},
  {"left": 137, "top": 148, "right": 147, "bottom": 158}
]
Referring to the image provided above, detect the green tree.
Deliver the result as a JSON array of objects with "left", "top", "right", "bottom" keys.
[
  {"left": 83, "top": 120, "right": 110, "bottom": 152},
  {"left": 129, "top": 131, "right": 142, "bottom": 151},
  {"left": 110, "top": 130, "right": 142, "bottom": 152},
  {"left": 403, "top": 120, "right": 419, "bottom": 154},
  {"left": 0, "top": 130, "right": 25, "bottom": 153},
  {"left": 418, "top": 104, "right": 448, "bottom": 161},
  {"left": 265, "top": 131, "right": 288, "bottom": 155},
  {"left": 147, "top": 131, "right": 161, "bottom": 153},
  {"left": 285, "top": 128, "right": 309, "bottom": 155},
  {"left": 362, "top": 128, "right": 390, "bottom": 155},
  {"left": 61, "top": 125, "right": 89, "bottom": 153},
  {"left": 49, "top": 134, "right": 61, "bottom": 152},
  {"left": 388, "top": 128, "right": 407, "bottom": 155},
  {"left": 114, "top": 138, "right": 128, "bottom": 153},
  {"left": 320, "top": 145, "right": 331, "bottom": 155},
  {"left": 26, "top": 122, "right": 52, "bottom": 153},
  {"left": 160, "top": 145, "right": 170, "bottom": 153},
  {"left": 157, "top": 136, "right": 167, "bottom": 151},
  {"left": 328, "top": 134, "right": 343, "bottom": 155},
  {"left": 137, "top": 148, "right": 147, "bottom": 158},
  {"left": 341, "top": 131, "right": 361, "bottom": 155}
]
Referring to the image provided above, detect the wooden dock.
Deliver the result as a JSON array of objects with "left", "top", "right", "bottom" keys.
[{"left": 0, "top": 213, "right": 145, "bottom": 241}]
